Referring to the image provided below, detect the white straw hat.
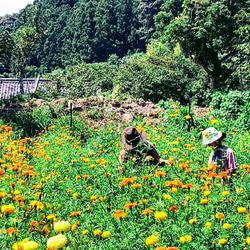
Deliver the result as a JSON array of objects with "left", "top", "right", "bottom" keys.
[{"left": 202, "top": 127, "right": 223, "bottom": 145}]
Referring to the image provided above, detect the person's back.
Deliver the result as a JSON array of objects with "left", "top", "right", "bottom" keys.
[{"left": 119, "top": 126, "right": 170, "bottom": 167}]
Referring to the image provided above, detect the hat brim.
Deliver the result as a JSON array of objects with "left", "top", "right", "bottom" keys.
[
  {"left": 121, "top": 129, "right": 147, "bottom": 150},
  {"left": 203, "top": 131, "right": 223, "bottom": 145}
]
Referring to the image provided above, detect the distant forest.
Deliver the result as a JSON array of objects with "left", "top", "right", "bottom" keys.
[
  {"left": 0, "top": 0, "right": 249, "bottom": 91},
  {"left": 0, "top": 0, "right": 164, "bottom": 72}
]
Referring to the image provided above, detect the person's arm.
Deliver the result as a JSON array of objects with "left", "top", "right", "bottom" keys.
[
  {"left": 148, "top": 141, "right": 171, "bottom": 166},
  {"left": 119, "top": 149, "right": 127, "bottom": 164}
]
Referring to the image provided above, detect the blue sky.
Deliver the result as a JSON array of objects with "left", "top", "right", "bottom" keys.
[{"left": 0, "top": 0, "right": 34, "bottom": 16}]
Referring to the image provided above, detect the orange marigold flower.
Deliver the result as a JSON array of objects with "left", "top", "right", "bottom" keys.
[
  {"left": 142, "top": 175, "right": 149, "bottom": 180},
  {"left": 215, "top": 212, "right": 225, "bottom": 219},
  {"left": 29, "top": 220, "right": 39, "bottom": 227},
  {"left": 142, "top": 208, "right": 154, "bottom": 215},
  {"left": 41, "top": 225, "right": 51, "bottom": 236},
  {"left": 219, "top": 171, "right": 229, "bottom": 178},
  {"left": 123, "top": 202, "right": 137, "bottom": 210},
  {"left": 7, "top": 227, "right": 19, "bottom": 237},
  {"left": 169, "top": 205, "right": 178, "bottom": 211},
  {"left": 113, "top": 209, "right": 127, "bottom": 219},
  {"left": 139, "top": 199, "right": 148, "bottom": 204},
  {"left": 154, "top": 247, "right": 168, "bottom": 250},
  {"left": 155, "top": 171, "right": 166, "bottom": 177},
  {"left": 69, "top": 211, "right": 82, "bottom": 217}
]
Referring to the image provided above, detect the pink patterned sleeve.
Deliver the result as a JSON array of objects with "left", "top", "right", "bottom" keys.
[
  {"left": 227, "top": 148, "right": 236, "bottom": 170},
  {"left": 208, "top": 152, "right": 214, "bottom": 166}
]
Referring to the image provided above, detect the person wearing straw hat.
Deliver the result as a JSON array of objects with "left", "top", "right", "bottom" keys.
[
  {"left": 119, "top": 126, "right": 170, "bottom": 166},
  {"left": 202, "top": 127, "right": 236, "bottom": 175}
]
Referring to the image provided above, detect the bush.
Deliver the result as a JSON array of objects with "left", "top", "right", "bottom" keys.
[{"left": 209, "top": 90, "right": 250, "bottom": 119}]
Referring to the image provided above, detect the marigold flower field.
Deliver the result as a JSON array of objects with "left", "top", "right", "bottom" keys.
[{"left": 0, "top": 109, "right": 249, "bottom": 249}]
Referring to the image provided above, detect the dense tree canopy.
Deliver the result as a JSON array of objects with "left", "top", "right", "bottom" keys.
[
  {"left": 0, "top": 0, "right": 249, "bottom": 94},
  {"left": 154, "top": 0, "right": 250, "bottom": 89}
]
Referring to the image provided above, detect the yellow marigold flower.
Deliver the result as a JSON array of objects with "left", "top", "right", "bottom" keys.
[
  {"left": 185, "top": 114, "right": 191, "bottom": 120},
  {"left": 13, "top": 190, "right": 21, "bottom": 195},
  {"left": 102, "top": 230, "right": 111, "bottom": 238},
  {"left": 23, "top": 240, "right": 40, "bottom": 250},
  {"left": 184, "top": 235, "right": 192, "bottom": 242},
  {"left": 82, "top": 229, "right": 88, "bottom": 235},
  {"left": 238, "top": 207, "right": 247, "bottom": 213},
  {"left": 179, "top": 236, "right": 186, "bottom": 243},
  {"left": 154, "top": 211, "right": 167, "bottom": 220},
  {"left": 203, "top": 132, "right": 209, "bottom": 137},
  {"left": 1, "top": 204, "right": 15, "bottom": 214},
  {"left": 245, "top": 236, "right": 250, "bottom": 245},
  {"left": 54, "top": 221, "right": 71, "bottom": 233},
  {"left": 200, "top": 197, "right": 210, "bottom": 204},
  {"left": 204, "top": 190, "right": 211, "bottom": 196},
  {"left": 171, "top": 187, "right": 178, "bottom": 192},
  {"left": 179, "top": 235, "right": 192, "bottom": 243},
  {"left": 222, "top": 191, "right": 229, "bottom": 196},
  {"left": 164, "top": 194, "right": 172, "bottom": 200},
  {"left": 131, "top": 183, "right": 142, "bottom": 188},
  {"left": 47, "top": 213, "right": 56, "bottom": 220},
  {"left": 12, "top": 238, "right": 29, "bottom": 250},
  {"left": 29, "top": 200, "right": 44, "bottom": 210},
  {"left": 94, "top": 229, "right": 102, "bottom": 236},
  {"left": 211, "top": 118, "right": 218, "bottom": 124},
  {"left": 145, "top": 235, "right": 159, "bottom": 246},
  {"left": 218, "top": 238, "right": 227, "bottom": 244},
  {"left": 222, "top": 223, "right": 231, "bottom": 229},
  {"left": 47, "top": 234, "right": 67, "bottom": 249},
  {"left": 169, "top": 113, "right": 176, "bottom": 117},
  {"left": 236, "top": 187, "right": 244, "bottom": 192},
  {"left": 189, "top": 218, "right": 197, "bottom": 224},
  {"left": 215, "top": 212, "right": 225, "bottom": 219},
  {"left": 71, "top": 220, "right": 79, "bottom": 232},
  {"left": 205, "top": 221, "right": 212, "bottom": 228},
  {"left": 0, "top": 191, "right": 8, "bottom": 198},
  {"left": 90, "top": 194, "right": 98, "bottom": 202},
  {"left": 72, "top": 193, "right": 80, "bottom": 198}
]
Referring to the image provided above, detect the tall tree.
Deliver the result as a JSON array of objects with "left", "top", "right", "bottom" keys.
[
  {"left": 137, "top": 0, "right": 164, "bottom": 45},
  {"left": 11, "top": 4, "right": 47, "bottom": 91},
  {"left": 0, "top": 27, "right": 14, "bottom": 74},
  {"left": 155, "top": 0, "right": 250, "bottom": 88}
]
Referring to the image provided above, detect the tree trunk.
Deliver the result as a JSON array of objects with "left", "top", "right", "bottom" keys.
[{"left": 19, "top": 68, "right": 24, "bottom": 94}]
